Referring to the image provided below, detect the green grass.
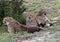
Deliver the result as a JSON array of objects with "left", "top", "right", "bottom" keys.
[
  {"left": 0, "top": 25, "right": 7, "bottom": 33},
  {"left": 0, "top": 30, "right": 33, "bottom": 42}
]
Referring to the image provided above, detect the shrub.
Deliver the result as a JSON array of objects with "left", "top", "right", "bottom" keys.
[{"left": 0, "top": 0, "right": 26, "bottom": 25}]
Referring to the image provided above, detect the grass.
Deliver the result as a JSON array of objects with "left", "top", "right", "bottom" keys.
[
  {"left": 0, "top": 25, "right": 7, "bottom": 33},
  {"left": 0, "top": 31, "right": 33, "bottom": 42}
]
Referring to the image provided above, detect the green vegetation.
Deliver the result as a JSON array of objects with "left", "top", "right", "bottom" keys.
[{"left": 0, "top": 0, "right": 26, "bottom": 25}]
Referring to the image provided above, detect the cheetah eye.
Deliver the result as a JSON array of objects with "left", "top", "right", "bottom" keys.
[
  {"left": 44, "top": 13, "right": 46, "bottom": 15},
  {"left": 29, "top": 17, "right": 31, "bottom": 19}
]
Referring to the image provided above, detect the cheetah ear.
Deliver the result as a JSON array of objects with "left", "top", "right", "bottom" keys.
[{"left": 38, "top": 9, "right": 47, "bottom": 16}]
